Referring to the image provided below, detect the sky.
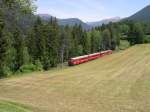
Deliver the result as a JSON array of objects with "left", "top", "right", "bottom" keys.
[{"left": 35, "top": 0, "right": 150, "bottom": 22}]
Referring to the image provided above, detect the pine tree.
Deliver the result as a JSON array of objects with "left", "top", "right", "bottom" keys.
[
  {"left": 81, "top": 31, "right": 91, "bottom": 54},
  {"left": 43, "top": 17, "right": 60, "bottom": 68},
  {"left": 70, "top": 24, "right": 84, "bottom": 57},
  {"left": 27, "top": 31, "right": 36, "bottom": 61},
  {"left": 0, "top": 11, "right": 10, "bottom": 77},
  {"left": 32, "top": 17, "right": 48, "bottom": 69},
  {"left": 22, "top": 47, "right": 30, "bottom": 65},
  {"left": 13, "top": 29, "right": 25, "bottom": 70},
  {"left": 109, "top": 24, "right": 118, "bottom": 50},
  {"left": 102, "top": 29, "right": 111, "bottom": 50},
  {"left": 128, "top": 22, "right": 144, "bottom": 45},
  {"left": 90, "top": 30, "right": 101, "bottom": 53},
  {"left": 134, "top": 23, "right": 144, "bottom": 44},
  {"left": 63, "top": 25, "right": 72, "bottom": 60}
]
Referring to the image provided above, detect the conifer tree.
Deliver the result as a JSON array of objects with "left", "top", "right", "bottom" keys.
[
  {"left": 81, "top": 31, "right": 91, "bottom": 54},
  {"left": 13, "top": 29, "right": 25, "bottom": 69},
  {"left": 101, "top": 29, "right": 111, "bottom": 50},
  {"left": 90, "top": 30, "right": 101, "bottom": 53},
  {"left": 0, "top": 11, "right": 10, "bottom": 77},
  {"left": 128, "top": 22, "right": 144, "bottom": 45},
  {"left": 47, "top": 17, "right": 59, "bottom": 67}
]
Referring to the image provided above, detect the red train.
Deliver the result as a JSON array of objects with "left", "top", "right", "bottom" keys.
[{"left": 68, "top": 50, "right": 112, "bottom": 66}]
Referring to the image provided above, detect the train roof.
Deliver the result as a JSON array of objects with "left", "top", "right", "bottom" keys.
[
  {"left": 89, "top": 52, "right": 100, "bottom": 56},
  {"left": 71, "top": 55, "right": 89, "bottom": 60},
  {"left": 70, "top": 50, "right": 112, "bottom": 60},
  {"left": 101, "top": 50, "right": 111, "bottom": 53},
  {"left": 71, "top": 52, "right": 100, "bottom": 60},
  {"left": 101, "top": 51, "right": 107, "bottom": 53}
]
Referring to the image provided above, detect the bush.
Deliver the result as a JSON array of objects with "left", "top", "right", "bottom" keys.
[
  {"left": 0, "top": 66, "right": 11, "bottom": 78},
  {"left": 18, "top": 60, "right": 43, "bottom": 73},
  {"left": 35, "top": 60, "right": 43, "bottom": 71},
  {"left": 18, "top": 64, "right": 37, "bottom": 73},
  {"left": 144, "top": 35, "right": 150, "bottom": 43},
  {"left": 119, "top": 40, "right": 130, "bottom": 50}
]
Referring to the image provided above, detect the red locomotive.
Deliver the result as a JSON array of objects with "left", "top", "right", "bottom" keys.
[{"left": 68, "top": 50, "right": 112, "bottom": 66}]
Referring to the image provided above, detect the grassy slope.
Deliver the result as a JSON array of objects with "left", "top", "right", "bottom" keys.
[
  {"left": 0, "top": 101, "right": 32, "bottom": 112},
  {"left": 0, "top": 44, "right": 150, "bottom": 112}
]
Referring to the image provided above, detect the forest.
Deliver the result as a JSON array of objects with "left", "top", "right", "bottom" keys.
[{"left": 0, "top": 0, "right": 150, "bottom": 78}]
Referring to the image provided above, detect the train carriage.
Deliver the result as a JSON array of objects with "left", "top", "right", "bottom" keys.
[{"left": 68, "top": 50, "right": 112, "bottom": 66}]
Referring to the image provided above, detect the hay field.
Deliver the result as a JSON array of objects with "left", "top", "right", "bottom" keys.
[{"left": 0, "top": 44, "right": 150, "bottom": 112}]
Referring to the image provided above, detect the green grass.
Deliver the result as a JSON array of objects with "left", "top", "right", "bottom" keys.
[
  {"left": 0, "top": 101, "right": 32, "bottom": 112},
  {"left": 0, "top": 44, "right": 150, "bottom": 112}
]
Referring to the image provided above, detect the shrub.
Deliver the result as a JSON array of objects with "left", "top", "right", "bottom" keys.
[
  {"left": 18, "top": 60, "right": 43, "bottom": 73},
  {"left": 18, "top": 64, "right": 37, "bottom": 73},
  {"left": 35, "top": 60, "right": 43, "bottom": 71},
  {"left": 0, "top": 66, "right": 11, "bottom": 78},
  {"left": 119, "top": 40, "right": 130, "bottom": 50},
  {"left": 144, "top": 35, "right": 150, "bottom": 43}
]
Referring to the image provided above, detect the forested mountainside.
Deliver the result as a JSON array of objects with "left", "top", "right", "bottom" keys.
[
  {"left": 87, "top": 17, "right": 121, "bottom": 27},
  {"left": 127, "top": 5, "right": 150, "bottom": 22},
  {"left": 38, "top": 14, "right": 91, "bottom": 30},
  {"left": 38, "top": 14, "right": 121, "bottom": 29}
]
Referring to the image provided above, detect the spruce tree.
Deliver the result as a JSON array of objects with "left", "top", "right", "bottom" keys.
[
  {"left": 31, "top": 17, "right": 48, "bottom": 69},
  {"left": 0, "top": 11, "right": 10, "bottom": 77},
  {"left": 22, "top": 47, "right": 30, "bottom": 65},
  {"left": 102, "top": 29, "right": 111, "bottom": 50},
  {"left": 90, "top": 30, "right": 101, "bottom": 53},
  {"left": 81, "top": 31, "right": 91, "bottom": 54},
  {"left": 134, "top": 23, "right": 144, "bottom": 44},
  {"left": 128, "top": 22, "right": 144, "bottom": 45},
  {"left": 13, "top": 29, "right": 25, "bottom": 70},
  {"left": 46, "top": 18, "right": 59, "bottom": 67}
]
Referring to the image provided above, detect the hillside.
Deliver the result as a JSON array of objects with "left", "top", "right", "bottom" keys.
[
  {"left": 38, "top": 14, "right": 91, "bottom": 30},
  {"left": 38, "top": 14, "right": 121, "bottom": 29},
  {"left": 0, "top": 44, "right": 150, "bottom": 112},
  {"left": 127, "top": 5, "right": 150, "bottom": 22},
  {"left": 87, "top": 17, "right": 121, "bottom": 27},
  {"left": 58, "top": 18, "right": 91, "bottom": 30}
]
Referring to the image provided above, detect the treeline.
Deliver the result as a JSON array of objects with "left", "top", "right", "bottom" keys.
[
  {"left": 95, "top": 21, "right": 150, "bottom": 45},
  {"left": 0, "top": 0, "right": 150, "bottom": 78},
  {"left": 0, "top": 13, "right": 121, "bottom": 77},
  {"left": 27, "top": 17, "right": 125, "bottom": 71}
]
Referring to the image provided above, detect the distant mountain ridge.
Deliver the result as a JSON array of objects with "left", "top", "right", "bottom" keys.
[
  {"left": 126, "top": 5, "right": 150, "bottom": 22},
  {"left": 38, "top": 14, "right": 91, "bottom": 30},
  {"left": 37, "top": 14, "right": 52, "bottom": 21},
  {"left": 37, "top": 14, "right": 121, "bottom": 30},
  {"left": 58, "top": 18, "right": 92, "bottom": 30},
  {"left": 87, "top": 17, "right": 121, "bottom": 27}
]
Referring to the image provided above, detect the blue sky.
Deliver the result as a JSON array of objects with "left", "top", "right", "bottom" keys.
[{"left": 35, "top": 0, "right": 150, "bottom": 22}]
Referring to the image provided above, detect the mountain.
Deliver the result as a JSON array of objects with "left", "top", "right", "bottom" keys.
[
  {"left": 38, "top": 14, "right": 91, "bottom": 30},
  {"left": 58, "top": 18, "right": 91, "bottom": 30},
  {"left": 127, "top": 5, "right": 150, "bottom": 22},
  {"left": 87, "top": 17, "right": 121, "bottom": 27},
  {"left": 38, "top": 14, "right": 121, "bottom": 30},
  {"left": 37, "top": 14, "right": 53, "bottom": 21}
]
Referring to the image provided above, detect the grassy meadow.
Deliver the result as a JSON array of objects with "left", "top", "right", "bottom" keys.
[{"left": 0, "top": 44, "right": 150, "bottom": 112}]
